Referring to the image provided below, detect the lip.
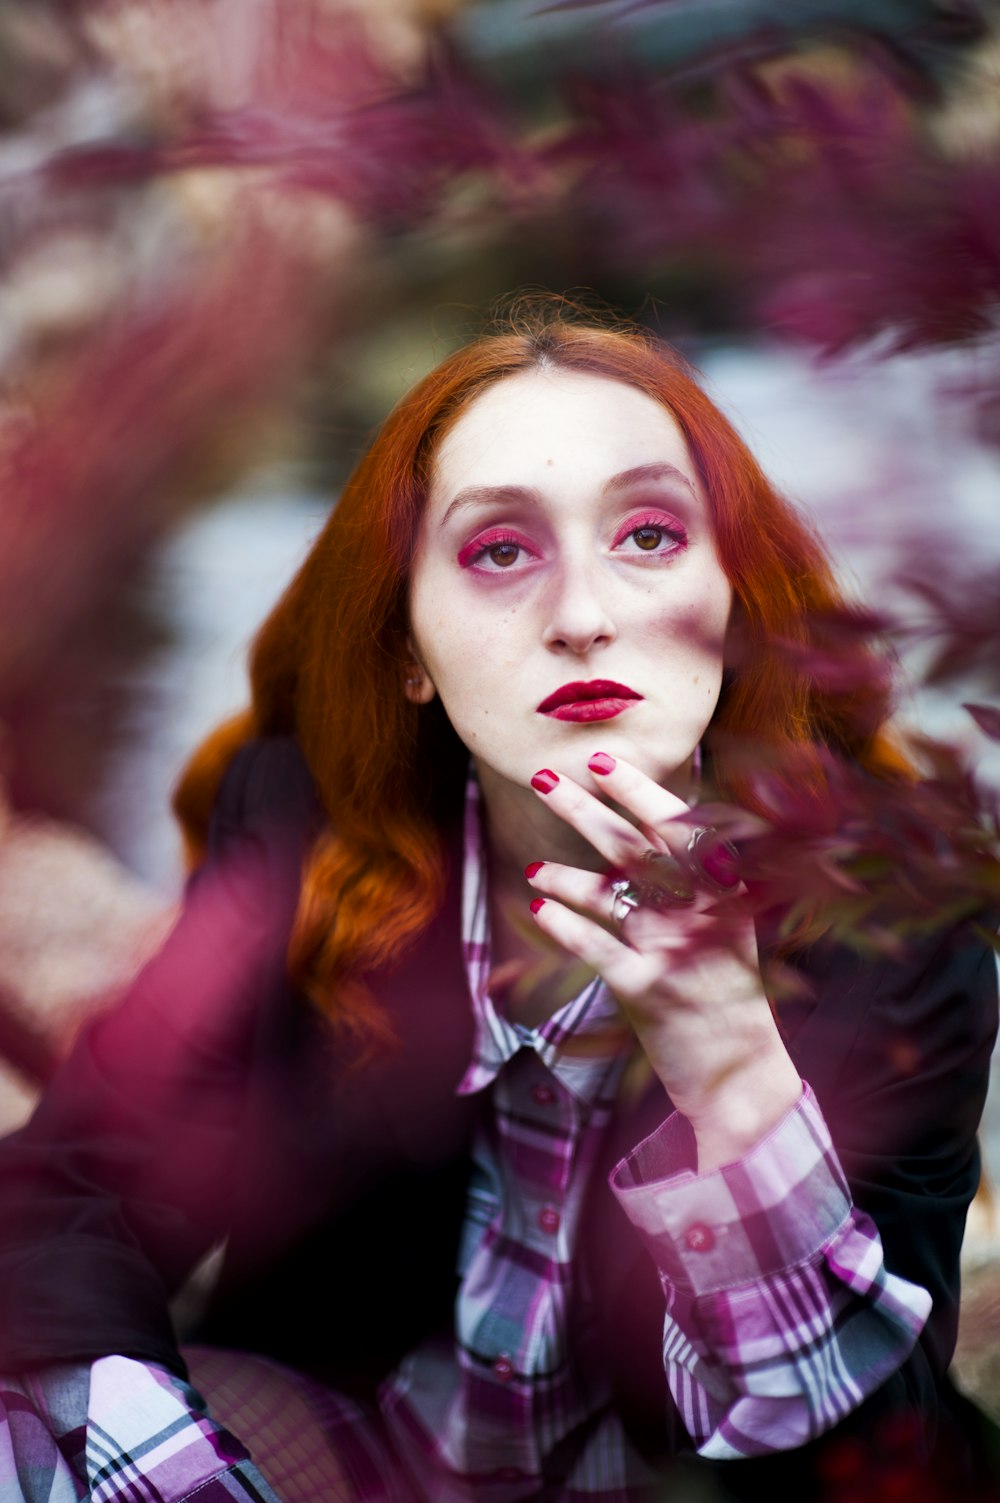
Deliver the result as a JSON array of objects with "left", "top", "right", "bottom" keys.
[{"left": 537, "top": 679, "right": 644, "bottom": 722}]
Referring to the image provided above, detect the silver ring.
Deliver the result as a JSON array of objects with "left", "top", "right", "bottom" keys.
[
  {"left": 684, "top": 827, "right": 740, "bottom": 893},
  {"left": 609, "top": 829, "right": 740, "bottom": 934},
  {"left": 609, "top": 877, "right": 642, "bottom": 928}
]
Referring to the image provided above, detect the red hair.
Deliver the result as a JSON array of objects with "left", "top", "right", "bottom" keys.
[{"left": 173, "top": 304, "right": 907, "bottom": 1035}]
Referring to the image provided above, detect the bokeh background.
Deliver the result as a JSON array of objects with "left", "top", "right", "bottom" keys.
[{"left": 1, "top": 0, "right": 999, "bottom": 1410}]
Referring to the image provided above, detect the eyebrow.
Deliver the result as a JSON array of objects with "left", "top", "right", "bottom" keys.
[{"left": 438, "top": 462, "right": 696, "bottom": 528}]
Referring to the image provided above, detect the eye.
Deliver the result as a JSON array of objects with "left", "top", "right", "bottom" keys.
[
  {"left": 632, "top": 525, "right": 668, "bottom": 551},
  {"left": 457, "top": 528, "right": 537, "bottom": 572},
  {"left": 482, "top": 538, "right": 521, "bottom": 568},
  {"left": 612, "top": 510, "right": 688, "bottom": 558}
]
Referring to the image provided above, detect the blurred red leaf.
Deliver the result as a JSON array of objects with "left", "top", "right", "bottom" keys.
[{"left": 964, "top": 703, "right": 1000, "bottom": 741}]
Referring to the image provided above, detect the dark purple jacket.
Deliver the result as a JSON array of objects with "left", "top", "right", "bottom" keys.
[{"left": 0, "top": 736, "right": 996, "bottom": 1495}]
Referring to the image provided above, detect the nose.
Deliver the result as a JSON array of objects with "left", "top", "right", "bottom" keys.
[{"left": 540, "top": 553, "right": 617, "bottom": 655}]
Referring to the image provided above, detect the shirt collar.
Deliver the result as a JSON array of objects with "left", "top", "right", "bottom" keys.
[{"left": 456, "top": 766, "right": 629, "bottom": 1104}]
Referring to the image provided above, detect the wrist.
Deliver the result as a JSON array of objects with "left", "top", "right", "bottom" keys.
[{"left": 683, "top": 1047, "right": 804, "bottom": 1174}]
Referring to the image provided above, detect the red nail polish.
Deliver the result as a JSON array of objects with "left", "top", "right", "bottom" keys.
[
  {"left": 529, "top": 898, "right": 546, "bottom": 914},
  {"left": 588, "top": 751, "right": 616, "bottom": 775},
  {"left": 524, "top": 861, "right": 545, "bottom": 879},
  {"left": 530, "top": 769, "right": 559, "bottom": 794}
]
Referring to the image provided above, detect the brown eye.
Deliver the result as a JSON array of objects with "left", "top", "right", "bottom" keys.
[
  {"left": 489, "top": 542, "right": 520, "bottom": 566},
  {"left": 633, "top": 527, "right": 663, "bottom": 551}
]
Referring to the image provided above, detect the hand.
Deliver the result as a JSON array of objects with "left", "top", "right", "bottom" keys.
[{"left": 526, "top": 753, "right": 803, "bottom": 1171}]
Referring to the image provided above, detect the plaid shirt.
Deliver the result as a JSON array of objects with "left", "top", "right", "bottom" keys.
[
  {"left": 0, "top": 1357, "right": 279, "bottom": 1503},
  {"left": 1, "top": 773, "right": 931, "bottom": 1501}
]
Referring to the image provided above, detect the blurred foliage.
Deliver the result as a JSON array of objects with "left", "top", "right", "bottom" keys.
[
  {"left": 0, "top": 0, "right": 997, "bottom": 937},
  {"left": 2, "top": 0, "right": 997, "bottom": 464}
]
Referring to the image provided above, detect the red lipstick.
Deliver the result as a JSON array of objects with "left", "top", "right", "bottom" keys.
[{"left": 537, "top": 679, "right": 643, "bottom": 723}]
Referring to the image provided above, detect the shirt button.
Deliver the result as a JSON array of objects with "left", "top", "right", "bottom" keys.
[
  {"left": 492, "top": 1353, "right": 514, "bottom": 1383},
  {"left": 683, "top": 1222, "right": 715, "bottom": 1253},
  {"left": 538, "top": 1206, "right": 561, "bottom": 1234},
  {"left": 531, "top": 1083, "right": 555, "bottom": 1105}
]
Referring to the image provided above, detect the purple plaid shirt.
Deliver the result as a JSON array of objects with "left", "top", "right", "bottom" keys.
[
  {"left": 1, "top": 772, "right": 932, "bottom": 1501},
  {"left": 0, "top": 1357, "right": 278, "bottom": 1503}
]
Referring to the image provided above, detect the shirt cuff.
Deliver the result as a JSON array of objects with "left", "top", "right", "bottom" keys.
[{"left": 609, "top": 1084, "right": 854, "bottom": 1297}]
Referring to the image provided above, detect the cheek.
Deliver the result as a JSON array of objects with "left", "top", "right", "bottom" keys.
[
  {"left": 640, "top": 570, "right": 732, "bottom": 652},
  {"left": 412, "top": 604, "right": 517, "bottom": 710},
  {"left": 407, "top": 560, "right": 457, "bottom": 672}
]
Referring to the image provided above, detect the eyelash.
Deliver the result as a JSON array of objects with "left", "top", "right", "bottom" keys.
[
  {"left": 456, "top": 529, "right": 535, "bottom": 571},
  {"left": 610, "top": 511, "right": 688, "bottom": 555},
  {"left": 458, "top": 513, "right": 688, "bottom": 572}
]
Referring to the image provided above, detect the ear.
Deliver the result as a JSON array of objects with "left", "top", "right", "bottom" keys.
[{"left": 403, "top": 638, "right": 436, "bottom": 705}]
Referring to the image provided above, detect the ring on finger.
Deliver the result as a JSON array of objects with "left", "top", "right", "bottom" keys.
[
  {"left": 608, "top": 858, "right": 693, "bottom": 935},
  {"left": 609, "top": 877, "right": 642, "bottom": 929},
  {"left": 620, "top": 827, "right": 740, "bottom": 915},
  {"left": 608, "top": 827, "right": 740, "bottom": 932},
  {"left": 684, "top": 827, "right": 740, "bottom": 893}
]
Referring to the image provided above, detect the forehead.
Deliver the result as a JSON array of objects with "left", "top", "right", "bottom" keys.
[{"left": 428, "top": 368, "right": 695, "bottom": 499}]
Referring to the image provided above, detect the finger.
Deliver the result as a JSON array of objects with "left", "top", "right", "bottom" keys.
[
  {"left": 525, "top": 860, "right": 740, "bottom": 960},
  {"left": 584, "top": 751, "right": 694, "bottom": 856},
  {"left": 529, "top": 767, "right": 657, "bottom": 869},
  {"left": 525, "top": 860, "right": 619, "bottom": 929},
  {"left": 528, "top": 894, "right": 657, "bottom": 999},
  {"left": 588, "top": 753, "right": 742, "bottom": 892}
]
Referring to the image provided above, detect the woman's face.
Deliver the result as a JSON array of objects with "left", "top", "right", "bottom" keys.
[{"left": 407, "top": 366, "right": 733, "bottom": 811}]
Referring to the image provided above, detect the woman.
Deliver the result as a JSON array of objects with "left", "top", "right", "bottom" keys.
[{"left": 0, "top": 305, "right": 996, "bottom": 1503}]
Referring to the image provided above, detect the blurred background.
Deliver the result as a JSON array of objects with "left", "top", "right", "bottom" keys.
[{"left": 0, "top": 0, "right": 998, "bottom": 1403}]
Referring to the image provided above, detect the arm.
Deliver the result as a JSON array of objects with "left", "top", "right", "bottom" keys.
[
  {"left": 524, "top": 754, "right": 998, "bottom": 1461},
  {"left": 609, "top": 917, "right": 997, "bottom": 1475},
  {"left": 0, "top": 736, "right": 317, "bottom": 1374},
  {"left": 610, "top": 1085, "right": 933, "bottom": 1458}
]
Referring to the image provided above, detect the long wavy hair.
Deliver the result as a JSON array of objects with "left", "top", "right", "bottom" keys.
[{"left": 173, "top": 303, "right": 907, "bottom": 1037}]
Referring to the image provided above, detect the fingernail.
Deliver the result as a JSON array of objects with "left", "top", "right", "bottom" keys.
[
  {"left": 588, "top": 752, "right": 616, "bottom": 775},
  {"left": 530, "top": 769, "right": 559, "bottom": 794},
  {"left": 524, "top": 861, "right": 545, "bottom": 879},
  {"left": 529, "top": 898, "right": 546, "bottom": 914}
]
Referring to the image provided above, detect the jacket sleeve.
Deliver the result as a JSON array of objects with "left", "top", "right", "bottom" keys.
[
  {"left": 0, "top": 736, "right": 317, "bottom": 1377},
  {"left": 793, "top": 920, "right": 998, "bottom": 1386}
]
